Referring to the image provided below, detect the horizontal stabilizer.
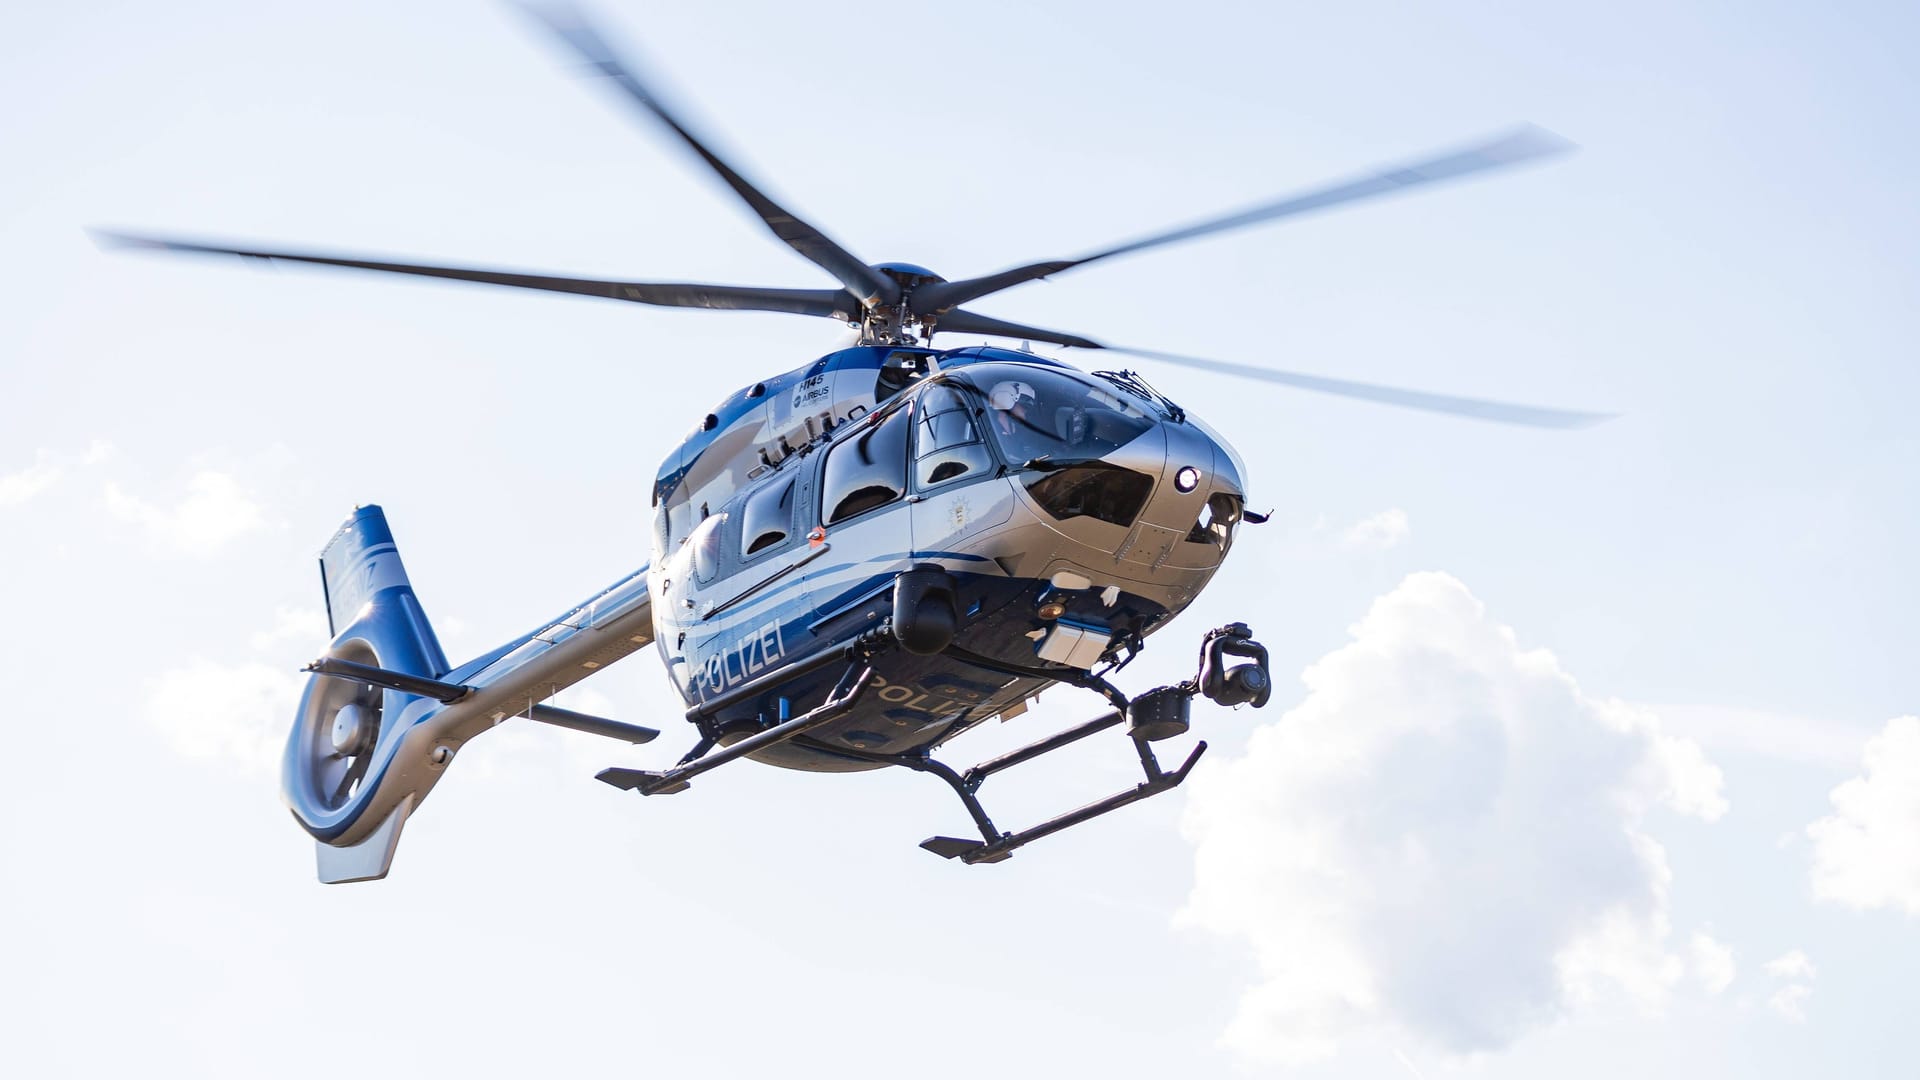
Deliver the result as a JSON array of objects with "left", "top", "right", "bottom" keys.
[
  {"left": 306, "top": 658, "right": 659, "bottom": 744},
  {"left": 528, "top": 704, "right": 659, "bottom": 744},
  {"left": 307, "top": 655, "right": 469, "bottom": 702}
]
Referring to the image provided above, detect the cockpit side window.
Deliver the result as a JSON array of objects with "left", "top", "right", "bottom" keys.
[
  {"left": 977, "top": 366, "right": 1155, "bottom": 466},
  {"left": 913, "top": 384, "right": 993, "bottom": 489},
  {"left": 821, "top": 404, "right": 913, "bottom": 525},
  {"left": 687, "top": 513, "right": 727, "bottom": 584},
  {"left": 651, "top": 503, "right": 672, "bottom": 560},
  {"left": 741, "top": 477, "right": 795, "bottom": 558},
  {"left": 663, "top": 487, "right": 698, "bottom": 553}
]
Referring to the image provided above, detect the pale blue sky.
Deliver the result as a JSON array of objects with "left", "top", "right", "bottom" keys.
[{"left": 2, "top": 2, "right": 1915, "bottom": 1077}]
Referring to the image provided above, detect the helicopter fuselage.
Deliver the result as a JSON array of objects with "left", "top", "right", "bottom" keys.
[
  {"left": 106, "top": 2, "right": 1588, "bottom": 880},
  {"left": 647, "top": 345, "right": 1249, "bottom": 771}
]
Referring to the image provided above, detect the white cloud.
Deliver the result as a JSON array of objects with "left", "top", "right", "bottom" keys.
[
  {"left": 1342, "top": 507, "right": 1410, "bottom": 550},
  {"left": 1762, "top": 949, "right": 1815, "bottom": 982},
  {"left": 104, "top": 470, "right": 268, "bottom": 555},
  {"left": 1689, "top": 932, "right": 1736, "bottom": 995},
  {"left": 146, "top": 605, "right": 610, "bottom": 784},
  {"left": 1178, "top": 572, "right": 1727, "bottom": 1065},
  {"left": 145, "top": 658, "right": 304, "bottom": 777},
  {"left": 1806, "top": 716, "right": 1920, "bottom": 916},
  {"left": 1, "top": 442, "right": 125, "bottom": 511},
  {"left": 0, "top": 450, "right": 62, "bottom": 507},
  {"left": 1762, "top": 951, "right": 1816, "bottom": 1023},
  {"left": 1651, "top": 703, "right": 1875, "bottom": 769},
  {"left": 1768, "top": 983, "right": 1812, "bottom": 1023},
  {"left": 148, "top": 606, "right": 328, "bottom": 776},
  {"left": 249, "top": 606, "right": 329, "bottom": 651},
  {"left": 1631, "top": 712, "right": 1730, "bottom": 823}
]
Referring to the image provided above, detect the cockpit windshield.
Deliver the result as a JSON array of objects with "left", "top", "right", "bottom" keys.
[{"left": 962, "top": 364, "right": 1156, "bottom": 466}]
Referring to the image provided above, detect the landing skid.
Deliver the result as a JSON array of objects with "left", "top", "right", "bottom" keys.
[
  {"left": 820, "top": 702, "right": 1209, "bottom": 865},
  {"left": 910, "top": 621, "right": 1269, "bottom": 862},
  {"left": 596, "top": 661, "right": 874, "bottom": 796},
  {"left": 595, "top": 618, "right": 1272, "bottom": 865}
]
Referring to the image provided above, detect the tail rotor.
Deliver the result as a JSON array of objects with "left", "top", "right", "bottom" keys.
[{"left": 284, "top": 506, "right": 451, "bottom": 882}]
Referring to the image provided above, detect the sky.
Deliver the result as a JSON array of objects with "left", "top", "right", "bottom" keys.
[{"left": 2, "top": 1, "right": 1916, "bottom": 1076}]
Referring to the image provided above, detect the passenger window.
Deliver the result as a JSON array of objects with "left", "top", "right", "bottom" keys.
[
  {"left": 914, "top": 384, "right": 993, "bottom": 489},
  {"left": 875, "top": 350, "right": 929, "bottom": 402},
  {"left": 741, "top": 478, "right": 795, "bottom": 557},
  {"left": 822, "top": 405, "right": 912, "bottom": 525}
]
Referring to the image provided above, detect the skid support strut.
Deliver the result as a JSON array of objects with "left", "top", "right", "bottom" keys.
[
  {"left": 802, "top": 695, "right": 1209, "bottom": 865},
  {"left": 915, "top": 722, "right": 1208, "bottom": 865},
  {"left": 596, "top": 661, "right": 874, "bottom": 795},
  {"left": 895, "top": 621, "right": 1271, "bottom": 864}
]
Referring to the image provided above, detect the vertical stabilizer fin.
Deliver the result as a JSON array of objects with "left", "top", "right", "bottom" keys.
[
  {"left": 289, "top": 502, "right": 655, "bottom": 884},
  {"left": 314, "top": 795, "right": 415, "bottom": 884},
  {"left": 318, "top": 505, "right": 448, "bottom": 674}
]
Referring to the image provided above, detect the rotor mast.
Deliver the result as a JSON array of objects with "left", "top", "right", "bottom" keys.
[{"left": 857, "top": 262, "right": 946, "bottom": 346}]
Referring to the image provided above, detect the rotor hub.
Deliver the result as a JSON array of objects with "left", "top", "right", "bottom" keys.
[
  {"left": 295, "top": 668, "right": 387, "bottom": 815},
  {"left": 872, "top": 261, "right": 944, "bottom": 288},
  {"left": 853, "top": 263, "right": 947, "bottom": 346},
  {"left": 330, "top": 701, "right": 371, "bottom": 756}
]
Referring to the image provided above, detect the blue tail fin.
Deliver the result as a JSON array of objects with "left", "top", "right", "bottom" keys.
[
  {"left": 286, "top": 505, "right": 449, "bottom": 882},
  {"left": 318, "top": 505, "right": 448, "bottom": 676}
]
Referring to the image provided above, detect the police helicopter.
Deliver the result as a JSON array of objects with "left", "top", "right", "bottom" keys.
[{"left": 100, "top": 5, "right": 1606, "bottom": 883}]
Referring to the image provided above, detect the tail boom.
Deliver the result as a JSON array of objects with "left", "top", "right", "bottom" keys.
[{"left": 286, "top": 505, "right": 654, "bottom": 882}]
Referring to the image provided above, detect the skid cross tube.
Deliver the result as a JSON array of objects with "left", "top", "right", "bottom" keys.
[
  {"left": 805, "top": 691, "right": 1207, "bottom": 865},
  {"left": 683, "top": 641, "right": 856, "bottom": 724},
  {"left": 918, "top": 730, "right": 1209, "bottom": 864},
  {"left": 962, "top": 708, "right": 1125, "bottom": 786},
  {"left": 904, "top": 623, "right": 1273, "bottom": 863},
  {"left": 683, "top": 624, "right": 894, "bottom": 725},
  {"left": 599, "top": 663, "right": 874, "bottom": 796},
  {"left": 791, "top": 736, "right": 1011, "bottom": 843},
  {"left": 941, "top": 644, "right": 1130, "bottom": 713}
]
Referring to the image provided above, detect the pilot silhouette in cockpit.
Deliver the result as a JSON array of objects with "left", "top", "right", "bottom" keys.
[
  {"left": 987, "top": 379, "right": 1043, "bottom": 459},
  {"left": 991, "top": 378, "right": 1093, "bottom": 462}
]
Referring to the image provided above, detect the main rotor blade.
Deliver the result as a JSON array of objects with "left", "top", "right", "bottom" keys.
[
  {"left": 94, "top": 231, "right": 860, "bottom": 319},
  {"left": 915, "top": 126, "right": 1574, "bottom": 314},
  {"left": 519, "top": 3, "right": 898, "bottom": 311},
  {"left": 1113, "top": 347, "right": 1614, "bottom": 429},
  {"left": 935, "top": 308, "right": 1103, "bottom": 350},
  {"left": 932, "top": 311, "right": 1610, "bottom": 429}
]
